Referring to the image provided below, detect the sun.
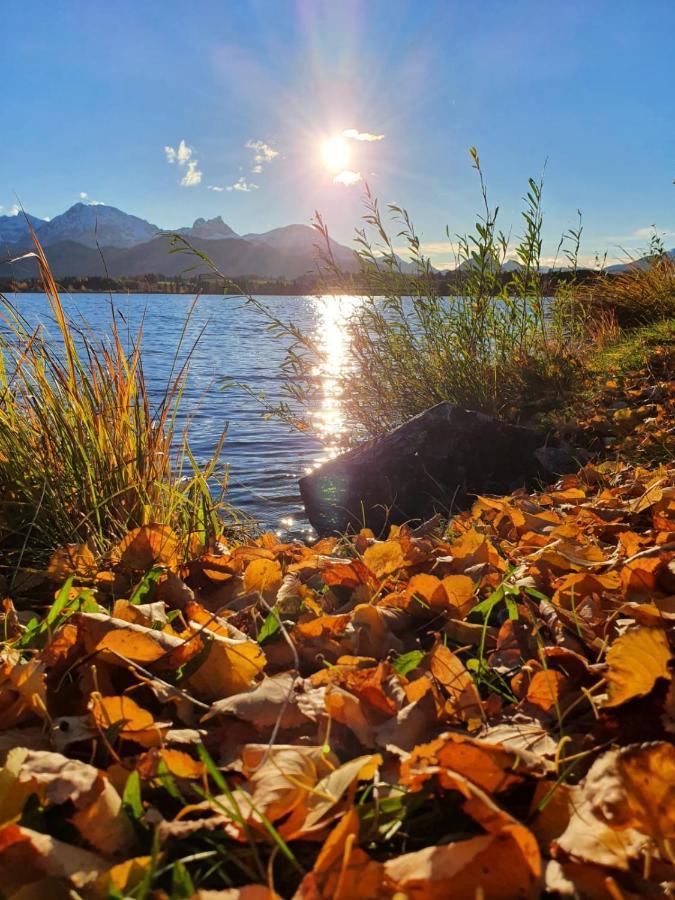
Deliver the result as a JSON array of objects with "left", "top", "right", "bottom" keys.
[{"left": 321, "top": 136, "right": 351, "bottom": 173}]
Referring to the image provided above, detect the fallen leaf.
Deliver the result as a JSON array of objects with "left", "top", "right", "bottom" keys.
[
  {"left": 89, "top": 693, "right": 168, "bottom": 748},
  {"left": 362, "top": 540, "right": 406, "bottom": 578},
  {"left": 604, "top": 627, "right": 672, "bottom": 707},
  {"left": 243, "top": 558, "right": 283, "bottom": 595},
  {"left": 428, "top": 643, "right": 483, "bottom": 725},
  {"left": 114, "top": 524, "right": 179, "bottom": 571}
]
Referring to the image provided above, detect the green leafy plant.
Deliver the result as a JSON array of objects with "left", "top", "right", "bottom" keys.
[{"left": 244, "top": 148, "right": 585, "bottom": 441}]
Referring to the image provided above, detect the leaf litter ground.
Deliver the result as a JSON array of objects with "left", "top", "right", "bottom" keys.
[{"left": 0, "top": 346, "right": 674, "bottom": 899}]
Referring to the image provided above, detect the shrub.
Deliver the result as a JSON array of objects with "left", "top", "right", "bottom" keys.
[
  {"left": 580, "top": 232, "right": 675, "bottom": 328},
  {"left": 0, "top": 232, "right": 229, "bottom": 569},
  {"left": 249, "top": 149, "right": 585, "bottom": 441}
]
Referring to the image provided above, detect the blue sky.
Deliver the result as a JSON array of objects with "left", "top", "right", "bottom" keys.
[{"left": 2, "top": 0, "right": 673, "bottom": 266}]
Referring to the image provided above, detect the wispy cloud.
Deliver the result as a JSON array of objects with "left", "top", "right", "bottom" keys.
[
  {"left": 181, "top": 161, "right": 202, "bottom": 187},
  {"left": 207, "top": 185, "right": 225, "bottom": 192},
  {"left": 164, "top": 140, "right": 193, "bottom": 165},
  {"left": 164, "top": 139, "right": 203, "bottom": 187},
  {"left": 333, "top": 170, "right": 362, "bottom": 187},
  {"left": 602, "top": 225, "right": 675, "bottom": 244},
  {"left": 245, "top": 139, "right": 278, "bottom": 174},
  {"left": 393, "top": 241, "right": 459, "bottom": 267},
  {"left": 79, "top": 191, "right": 105, "bottom": 205},
  {"left": 342, "top": 128, "right": 384, "bottom": 142},
  {"left": 226, "top": 177, "right": 258, "bottom": 193},
  {"left": 8, "top": 204, "right": 20, "bottom": 216}
]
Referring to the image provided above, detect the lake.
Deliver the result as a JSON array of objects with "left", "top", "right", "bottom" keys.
[{"left": 5, "top": 293, "right": 364, "bottom": 538}]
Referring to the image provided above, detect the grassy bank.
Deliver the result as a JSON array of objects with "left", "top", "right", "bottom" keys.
[{"left": 0, "top": 237, "right": 232, "bottom": 576}]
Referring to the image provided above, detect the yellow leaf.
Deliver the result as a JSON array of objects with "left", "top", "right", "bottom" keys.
[
  {"left": 114, "top": 524, "right": 179, "bottom": 571},
  {"left": 604, "top": 627, "right": 672, "bottom": 707},
  {"left": 438, "top": 575, "right": 476, "bottom": 616},
  {"left": 362, "top": 540, "right": 406, "bottom": 578},
  {"left": 89, "top": 694, "right": 167, "bottom": 747},
  {"left": 243, "top": 558, "right": 283, "bottom": 595},
  {"left": 93, "top": 857, "right": 151, "bottom": 898},
  {"left": 187, "top": 631, "right": 266, "bottom": 702}
]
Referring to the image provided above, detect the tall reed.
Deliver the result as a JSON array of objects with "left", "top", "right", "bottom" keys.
[
  {"left": 579, "top": 231, "right": 675, "bottom": 327},
  {"left": 246, "top": 149, "right": 583, "bottom": 440},
  {"left": 0, "top": 230, "right": 228, "bottom": 568}
]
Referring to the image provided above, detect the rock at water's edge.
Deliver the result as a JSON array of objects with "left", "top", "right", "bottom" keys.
[{"left": 299, "top": 402, "right": 580, "bottom": 536}]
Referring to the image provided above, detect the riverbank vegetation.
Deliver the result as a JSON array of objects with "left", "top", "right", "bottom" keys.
[
  {"left": 0, "top": 236, "right": 230, "bottom": 573},
  {"left": 251, "top": 151, "right": 674, "bottom": 443},
  {"left": 0, "top": 160, "right": 674, "bottom": 896},
  {"left": 0, "top": 260, "right": 618, "bottom": 299}
]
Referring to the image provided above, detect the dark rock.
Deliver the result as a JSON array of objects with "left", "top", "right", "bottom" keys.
[{"left": 299, "top": 403, "right": 581, "bottom": 536}]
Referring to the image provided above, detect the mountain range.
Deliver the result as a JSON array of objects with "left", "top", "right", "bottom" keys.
[
  {"left": 1, "top": 203, "right": 672, "bottom": 281},
  {"left": 0, "top": 203, "right": 358, "bottom": 280}
]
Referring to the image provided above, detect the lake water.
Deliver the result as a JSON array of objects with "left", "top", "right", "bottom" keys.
[{"left": 6, "top": 293, "right": 364, "bottom": 538}]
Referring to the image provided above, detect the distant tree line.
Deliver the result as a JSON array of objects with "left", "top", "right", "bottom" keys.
[{"left": 0, "top": 267, "right": 603, "bottom": 297}]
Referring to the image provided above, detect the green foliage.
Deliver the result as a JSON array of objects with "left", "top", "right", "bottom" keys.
[
  {"left": 246, "top": 149, "right": 584, "bottom": 440},
  {"left": 391, "top": 649, "right": 425, "bottom": 676}
]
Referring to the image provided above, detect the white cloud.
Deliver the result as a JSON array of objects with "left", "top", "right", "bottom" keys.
[
  {"left": 342, "top": 128, "right": 384, "bottom": 142},
  {"left": 226, "top": 177, "right": 258, "bottom": 193},
  {"left": 418, "top": 241, "right": 459, "bottom": 256},
  {"left": 633, "top": 226, "right": 675, "bottom": 241},
  {"left": 165, "top": 139, "right": 203, "bottom": 187},
  {"left": 245, "top": 139, "right": 278, "bottom": 173},
  {"left": 79, "top": 191, "right": 105, "bottom": 205},
  {"left": 333, "top": 170, "right": 362, "bottom": 187},
  {"left": 207, "top": 185, "right": 225, "bottom": 192},
  {"left": 164, "top": 139, "right": 193, "bottom": 165},
  {"left": 8, "top": 204, "right": 20, "bottom": 216},
  {"left": 602, "top": 225, "right": 675, "bottom": 244},
  {"left": 181, "top": 160, "right": 203, "bottom": 187}
]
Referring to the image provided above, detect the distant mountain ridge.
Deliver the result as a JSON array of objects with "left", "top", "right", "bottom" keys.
[
  {"left": 0, "top": 202, "right": 358, "bottom": 280},
  {"left": 0, "top": 211, "right": 49, "bottom": 245},
  {"left": 605, "top": 248, "right": 675, "bottom": 273},
  {"left": 2, "top": 202, "right": 671, "bottom": 281}
]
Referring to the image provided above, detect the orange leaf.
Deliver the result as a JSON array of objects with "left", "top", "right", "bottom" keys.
[
  {"left": 47, "top": 543, "right": 97, "bottom": 580},
  {"left": 428, "top": 644, "right": 483, "bottom": 725},
  {"left": 89, "top": 694, "right": 167, "bottom": 747},
  {"left": 243, "top": 558, "right": 283, "bottom": 595},
  {"left": 114, "top": 524, "right": 179, "bottom": 571},
  {"left": 362, "top": 540, "right": 406, "bottom": 578},
  {"left": 604, "top": 627, "right": 672, "bottom": 707},
  {"left": 294, "top": 807, "right": 385, "bottom": 900}
]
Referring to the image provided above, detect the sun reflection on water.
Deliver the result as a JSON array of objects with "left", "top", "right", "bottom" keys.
[
  {"left": 278, "top": 294, "right": 362, "bottom": 538},
  {"left": 308, "top": 294, "right": 362, "bottom": 471}
]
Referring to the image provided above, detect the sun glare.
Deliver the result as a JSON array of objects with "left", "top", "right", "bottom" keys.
[{"left": 321, "top": 136, "right": 350, "bottom": 173}]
